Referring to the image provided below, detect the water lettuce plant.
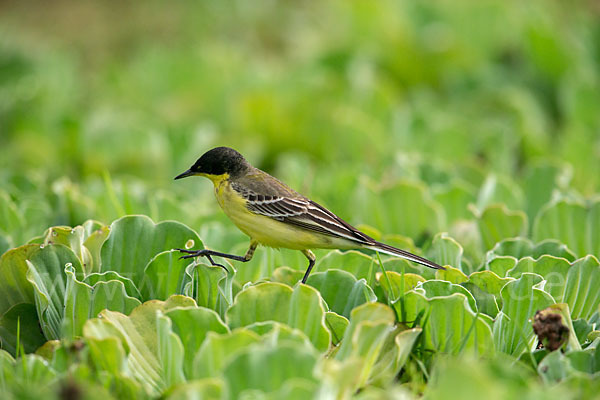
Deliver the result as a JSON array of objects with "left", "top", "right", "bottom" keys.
[{"left": 0, "top": 211, "right": 598, "bottom": 399}]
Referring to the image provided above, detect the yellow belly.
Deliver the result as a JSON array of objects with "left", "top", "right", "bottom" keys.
[{"left": 214, "top": 179, "right": 350, "bottom": 250}]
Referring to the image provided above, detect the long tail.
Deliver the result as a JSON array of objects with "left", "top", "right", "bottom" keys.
[{"left": 366, "top": 241, "right": 445, "bottom": 270}]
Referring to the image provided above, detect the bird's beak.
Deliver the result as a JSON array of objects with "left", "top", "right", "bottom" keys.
[{"left": 174, "top": 169, "right": 195, "bottom": 180}]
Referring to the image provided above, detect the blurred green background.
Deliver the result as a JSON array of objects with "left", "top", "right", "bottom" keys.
[
  {"left": 1, "top": 0, "right": 599, "bottom": 249},
  {"left": 2, "top": 1, "right": 600, "bottom": 398}
]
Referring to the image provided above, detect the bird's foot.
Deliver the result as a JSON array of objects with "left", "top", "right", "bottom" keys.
[
  {"left": 176, "top": 248, "right": 205, "bottom": 257},
  {"left": 175, "top": 248, "right": 229, "bottom": 272}
]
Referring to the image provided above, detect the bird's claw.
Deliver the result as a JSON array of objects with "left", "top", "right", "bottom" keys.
[
  {"left": 176, "top": 248, "right": 208, "bottom": 260},
  {"left": 211, "top": 262, "right": 229, "bottom": 272},
  {"left": 176, "top": 248, "right": 229, "bottom": 272},
  {"left": 205, "top": 254, "right": 229, "bottom": 272},
  {"left": 175, "top": 248, "right": 203, "bottom": 255}
]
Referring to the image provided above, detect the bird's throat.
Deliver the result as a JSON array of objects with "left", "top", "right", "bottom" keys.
[
  {"left": 203, "top": 172, "right": 230, "bottom": 186},
  {"left": 205, "top": 173, "right": 231, "bottom": 199}
]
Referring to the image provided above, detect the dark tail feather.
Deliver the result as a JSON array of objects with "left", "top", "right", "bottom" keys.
[{"left": 366, "top": 241, "right": 445, "bottom": 270}]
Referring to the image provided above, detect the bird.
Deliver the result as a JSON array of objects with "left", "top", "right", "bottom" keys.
[{"left": 174, "top": 147, "right": 443, "bottom": 284}]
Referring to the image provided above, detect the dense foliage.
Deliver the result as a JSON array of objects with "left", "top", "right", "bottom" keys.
[{"left": 1, "top": 0, "right": 599, "bottom": 399}]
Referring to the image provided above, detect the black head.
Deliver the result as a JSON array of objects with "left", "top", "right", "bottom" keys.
[{"left": 174, "top": 147, "right": 251, "bottom": 180}]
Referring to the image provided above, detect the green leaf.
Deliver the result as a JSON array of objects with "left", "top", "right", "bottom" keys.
[
  {"left": 32, "top": 339, "right": 60, "bottom": 360},
  {"left": 487, "top": 237, "right": 576, "bottom": 263},
  {"left": 86, "top": 333, "right": 128, "bottom": 376},
  {"left": 83, "top": 270, "right": 141, "bottom": 299},
  {"left": 565, "top": 350, "right": 598, "bottom": 374},
  {"left": 315, "top": 250, "right": 377, "bottom": 281},
  {"left": 467, "top": 270, "right": 514, "bottom": 299},
  {"left": 156, "top": 312, "right": 185, "bottom": 388},
  {"left": 461, "top": 282, "right": 499, "bottom": 318},
  {"left": 100, "top": 215, "right": 202, "bottom": 286},
  {"left": 83, "top": 222, "right": 110, "bottom": 274},
  {"left": 334, "top": 303, "right": 398, "bottom": 390},
  {"left": 474, "top": 204, "right": 528, "bottom": 251},
  {"left": 83, "top": 295, "right": 196, "bottom": 395},
  {"left": 377, "top": 271, "right": 425, "bottom": 302},
  {"left": 325, "top": 303, "right": 421, "bottom": 392},
  {"left": 271, "top": 266, "right": 305, "bottom": 287},
  {"left": 222, "top": 342, "right": 318, "bottom": 399},
  {"left": 0, "top": 303, "right": 46, "bottom": 355},
  {"left": 164, "top": 306, "right": 229, "bottom": 378},
  {"left": 572, "top": 319, "right": 593, "bottom": 345},
  {"left": 369, "top": 327, "right": 422, "bottom": 387},
  {"left": 396, "top": 291, "right": 494, "bottom": 356},
  {"left": 192, "top": 329, "right": 261, "bottom": 380},
  {"left": 245, "top": 321, "right": 317, "bottom": 348},
  {"left": 460, "top": 270, "right": 513, "bottom": 318},
  {"left": 0, "top": 245, "right": 38, "bottom": 316},
  {"left": 261, "top": 379, "right": 318, "bottom": 400},
  {"left": 537, "top": 350, "right": 573, "bottom": 384},
  {"left": 418, "top": 280, "right": 477, "bottom": 312},
  {"left": 64, "top": 265, "right": 141, "bottom": 338},
  {"left": 427, "top": 355, "right": 540, "bottom": 399},
  {"left": 226, "top": 283, "right": 331, "bottom": 351},
  {"left": 493, "top": 273, "right": 555, "bottom": 355},
  {"left": 25, "top": 244, "right": 83, "bottom": 339},
  {"left": 0, "top": 352, "right": 57, "bottom": 394},
  {"left": 562, "top": 256, "right": 600, "bottom": 320},
  {"left": 183, "top": 262, "right": 234, "bottom": 318},
  {"left": 507, "top": 255, "right": 600, "bottom": 320},
  {"left": 427, "top": 232, "right": 463, "bottom": 270},
  {"left": 142, "top": 250, "right": 192, "bottom": 301},
  {"left": 435, "top": 266, "right": 468, "bottom": 284},
  {"left": 507, "top": 255, "right": 571, "bottom": 298},
  {"left": 42, "top": 225, "right": 95, "bottom": 274},
  {"left": 487, "top": 257, "right": 518, "bottom": 277},
  {"left": 166, "top": 378, "right": 225, "bottom": 400},
  {"left": 336, "top": 302, "right": 396, "bottom": 360},
  {"left": 588, "top": 331, "right": 600, "bottom": 343},
  {"left": 306, "top": 269, "right": 376, "bottom": 318},
  {"left": 325, "top": 311, "right": 348, "bottom": 347},
  {"left": 353, "top": 385, "right": 413, "bottom": 400},
  {"left": 533, "top": 199, "right": 600, "bottom": 258}
]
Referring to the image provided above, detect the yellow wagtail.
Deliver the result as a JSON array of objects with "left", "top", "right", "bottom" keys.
[{"left": 175, "top": 147, "right": 443, "bottom": 283}]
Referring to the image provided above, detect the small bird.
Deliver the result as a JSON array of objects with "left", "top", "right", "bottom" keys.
[{"left": 175, "top": 147, "right": 443, "bottom": 283}]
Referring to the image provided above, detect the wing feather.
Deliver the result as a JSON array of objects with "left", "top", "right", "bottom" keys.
[{"left": 232, "top": 182, "right": 374, "bottom": 244}]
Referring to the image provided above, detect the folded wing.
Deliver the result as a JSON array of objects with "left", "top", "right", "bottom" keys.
[
  {"left": 231, "top": 180, "right": 443, "bottom": 270},
  {"left": 232, "top": 182, "right": 374, "bottom": 244}
]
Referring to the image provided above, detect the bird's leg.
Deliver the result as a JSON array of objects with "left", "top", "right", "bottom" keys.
[
  {"left": 301, "top": 249, "right": 316, "bottom": 284},
  {"left": 177, "top": 242, "right": 258, "bottom": 272}
]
